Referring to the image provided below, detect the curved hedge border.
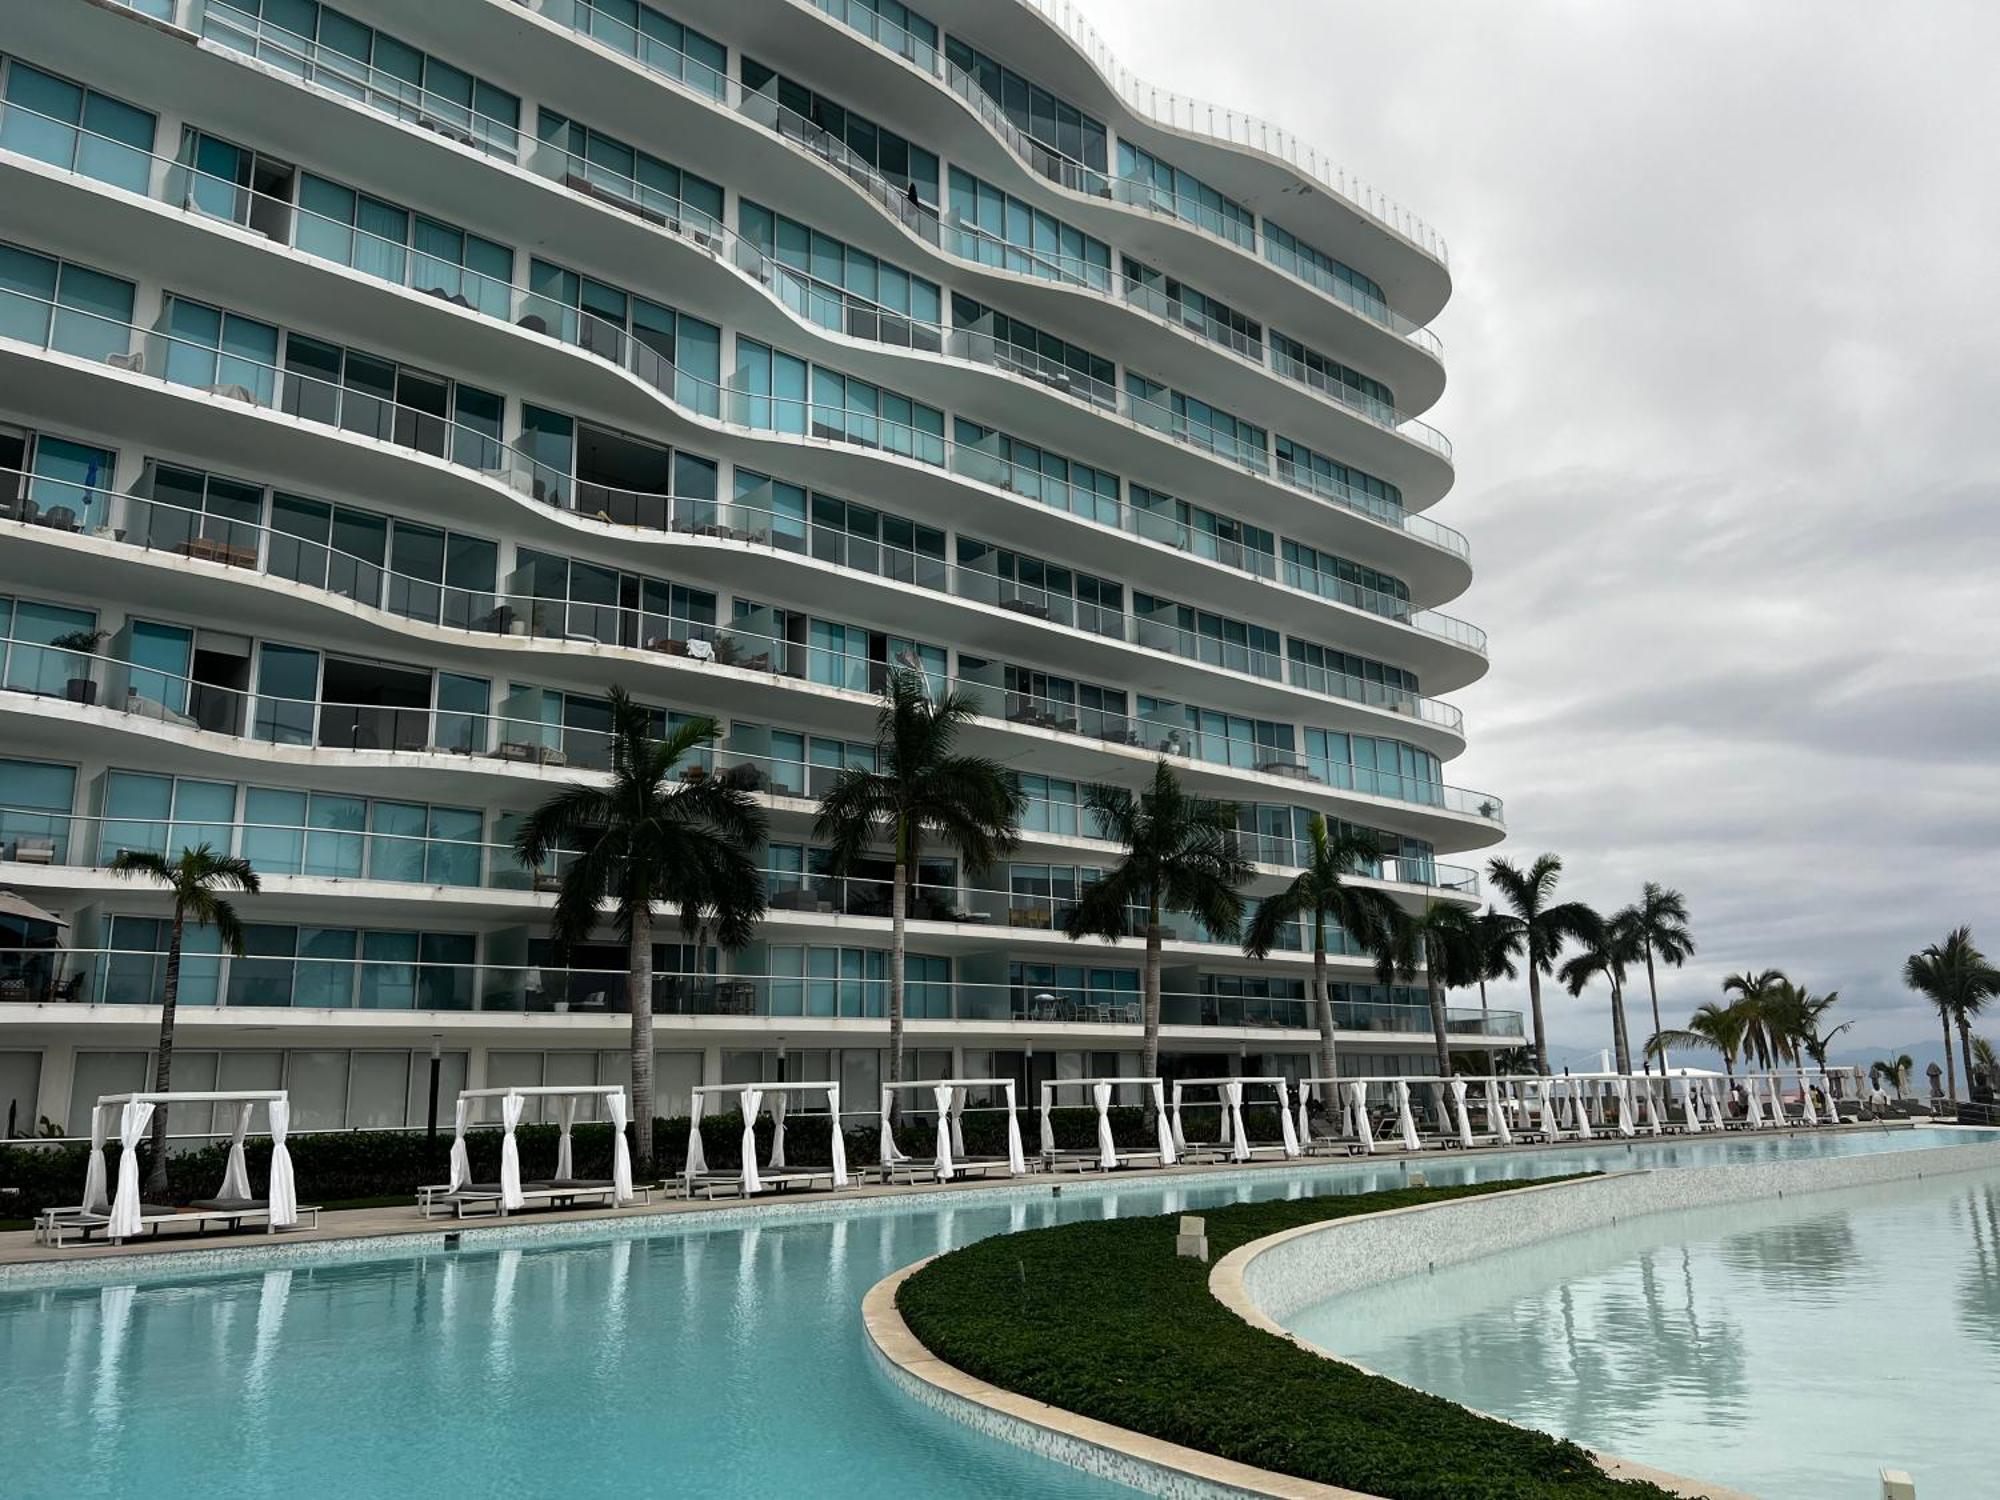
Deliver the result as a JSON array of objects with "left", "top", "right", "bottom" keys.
[{"left": 896, "top": 1179, "right": 1676, "bottom": 1500}]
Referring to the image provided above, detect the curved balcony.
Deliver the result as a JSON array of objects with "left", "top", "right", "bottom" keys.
[
  {"left": 0, "top": 79, "right": 1465, "bottom": 560},
  {"left": 775, "top": 0, "right": 1448, "bottom": 360},
  {"left": 0, "top": 614, "right": 1505, "bottom": 842}
]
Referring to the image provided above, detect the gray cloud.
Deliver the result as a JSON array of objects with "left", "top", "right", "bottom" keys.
[{"left": 1082, "top": 0, "right": 2000, "bottom": 1051}]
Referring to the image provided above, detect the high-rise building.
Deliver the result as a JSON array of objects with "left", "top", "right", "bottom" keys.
[{"left": 0, "top": 0, "right": 1509, "bottom": 1138}]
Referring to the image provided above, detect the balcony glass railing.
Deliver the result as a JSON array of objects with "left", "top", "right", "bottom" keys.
[
  {"left": 1269, "top": 350, "right": 1452, "bottom": 462},
  {"left": 0, "top": 944, "right": 1522, "bottom": 1037},
  {"left": 0, "top": 620, "right": 1504, "bottom": 825},
  {"left": 15, "top": 450, "right": 1468, "bottom": 736}
]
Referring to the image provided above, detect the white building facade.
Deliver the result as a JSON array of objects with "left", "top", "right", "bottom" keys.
[{"left": 0, "top": 0, "right": 1511, "bottom": 1138}]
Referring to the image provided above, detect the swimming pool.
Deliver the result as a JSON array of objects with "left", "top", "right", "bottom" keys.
[
  {"left": 1, "top": 1127, "right": 1987, "bottom": 1499},
  {"left": 1285, "top": 1143, "right": 2000, "bottom": 1499}
]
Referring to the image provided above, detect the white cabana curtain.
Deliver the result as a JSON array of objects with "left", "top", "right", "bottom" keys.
[
  {"left": 933, "top": 1084, "right": 957, "bottom": 1180},
  {"left": 1038, "top": 1088, "right": 1055, "bottom": 1159},
  {"left": 1275, "top": 1082, "right": 1301, "bottom": 1157},
  {"left": 1294, "top": 1082, "right": 1315, "bottom": 1149},
  {"left": 1613, "top": 1078, "right": 1635, "bottom": 1139},
  {"left": 1640, "top": 1078, "right": 1662, "bottom": 1135},
  {"left": 266, "top": 1098, "right": 297, "bottom": 1227},
  {"left": 1570, "top": 1081, "right": 1594, "bottom": 1139},
  {"left": 220, "top": 1101, "right": 254, "bottom": 1200},
  {"left": 738, "top": 1087, "right": 764, "bottom": 1194},
  {"left": 948, "top": 1090, "right": 966, "bottom": 1158},
  {"left": 1535, "top": 1080, "right": 1559, "bottom": 1138},
  {"left": 1744, "top": 1077, "right": 1766, "bottom": 1129},
  {"left": 1392, "top": 1081, "right": 1420, "bottom": 1151},
  {"left": 1448, "top": 1079, "right": 1474, "bottom": 1147},
  {"left": 684, "top": 1090, "right": 709, "bottom": 1180},
  {"left": 498, "top": 1091, "right": 525, "bottom": 1211},
  {"left": 1487, "top": 1079, "right": 1513, "bottom": 1145},
  {"left": 1678, "top": 1078, "right": 1701, "bottom": 1132},
  {"left": 1223, "top": 1081, "right": 1250, "bottom": 1163},
  {"left": 1797, "top": 1071, "right": 1818, "bottom": 1124},
  {"left": 879, "top": 1088, "right": 909, "bottom": 1166},
  {"left": 1002, "top": 1083, "right": 1026, "bottom": 1175},
  {"left": 767, "top": 1091, "right": 789, "bottom": 1171},
  {"left": 1348, "top": 1080, "right": 1376, "bottom": 1153},
  {"left": 554, "top": 1096, "right": 578, "bottom": 1182},
  {"left": 826, "top": 1086, "right": 849, "bottom": 1187},
  {"left": 606, "top": 1090, "right": 634, "bottom": 1204},
  {"left": 448, "top": 1097, "right": 471, "bottom": 1191},
  {"left": 1150, "top": 1081, "right": 1175, "bottom": 1165},
  {"left": 107, "top": 1099, "right": 156, "bottom": 1240},
  {"left": 83, "top": 1102, "right": 111, "bottom": 1216},
  {"left": 1091, "top": 1082, "right": 1117, "bottom": 1169}
]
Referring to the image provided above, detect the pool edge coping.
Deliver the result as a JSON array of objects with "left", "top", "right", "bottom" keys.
[
  {"left": 1207, "top": 1172, "right": 1750, "bottom": 1500},
  {"left": 863, "top": 1256, "right": 1374, "bottom": 1499}
]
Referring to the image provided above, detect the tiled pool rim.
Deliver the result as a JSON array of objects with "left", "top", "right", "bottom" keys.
[{"left": 1208, "top": 1137, "right": 2000, "bottom": 1499}]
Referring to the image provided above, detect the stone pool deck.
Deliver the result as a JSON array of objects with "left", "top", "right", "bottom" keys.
[{"left": 0, "top": 1121, "right": 1938, "bottom": 1275}]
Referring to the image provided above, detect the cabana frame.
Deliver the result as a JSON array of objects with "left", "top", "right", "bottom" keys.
[
  {"left": 37, "top": 1090, "right": 313, "bottom": 1246},
  {"left": 1038, "top": 1077, "right": 1175, "bottom": 1171},
  {"left": 1168, "top": 1076, "right": 1300, "bottom": 1162},
  {"left": 680, "top": 1080, "right": 850, "bottom": 1197},
  {"left": 879, "top": 1079, "right": 1027, "bottom": 1181},
  {"left": 423, "top": 1085, "right": 641, "bottom": 1218}
]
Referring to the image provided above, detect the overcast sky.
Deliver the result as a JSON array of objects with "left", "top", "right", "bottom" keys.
[{"left": 1082, "top": 0, "right": 2000, "bottom": 1055}]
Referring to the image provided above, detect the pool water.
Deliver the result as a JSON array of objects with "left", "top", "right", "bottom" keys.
[
  {"left": 1287, "top": 1152, "right": 2000, "bottom": 1499},
  {"left": 0, "top": 1128, "right": 1989, "bottom": 1499}
]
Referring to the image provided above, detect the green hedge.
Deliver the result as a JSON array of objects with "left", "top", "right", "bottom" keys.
[
  {"left": 0, "top": 1105, "right": 1234, "bottom": 1218},
  {"left": 897, "top": 1179, "right": 1675, "bottom": 1500}
]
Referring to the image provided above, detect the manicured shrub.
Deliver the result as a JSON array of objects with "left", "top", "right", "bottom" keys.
[{"left": 897, "top": 1178, "right": 1677, "bottom": 1500}]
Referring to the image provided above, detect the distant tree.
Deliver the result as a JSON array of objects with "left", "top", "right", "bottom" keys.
[
  {"left": 1561, "top": 906, "right": 1643, "bottom": 1073},
  {"left": 1869, "top": 1054, "right": 1914, "bottom": 1099},
  {"left": 1646, "top": 1000, "right": 1750, "bottom": 1080},
  {"left": 1722, "top": 970, "right": 1791, "bottom": 1068},
  {"left": 1384, "top": 901, "right": 1481, "bottom": 1078},
  {"left": 1629, "top": 883, "right": 1694, "bottom": 1072},
  {"left": 1241, "top": 815, "right": 1400, "bottom": 1086},
  {"left": 1484, "top": 855, "right": 1598, "bottom": 1075},
  {"left": 1468, "top": 907, "right": 1523, "bottom": 1016},
  {"left": 1903, "top": 928, "right": 2000, "bottom": 1103}
]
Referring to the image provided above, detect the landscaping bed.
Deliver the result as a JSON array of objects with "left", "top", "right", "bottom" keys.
[{"left": 896, "top": 1178, "right": 1676, "bottom": 1500}]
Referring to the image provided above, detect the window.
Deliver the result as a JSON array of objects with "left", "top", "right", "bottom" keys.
[
  {"left": 739, "top": 59, "right": 939, "bottom": 205},
  {"left": 944, "top": 38, "right": 1106, "bottom": 177},
  {"left": 0, "top": 62, "right": 154, "bottom": 193},
  {"left": 1121, "top": 256, "right": 1262, "bottom": 357},
  {"left": 1304, "top": 729, "right": 1443, "bottom": 804},
  {"left": 510, "top": 548, "right": 716, "bottom": 650},
  {"left": 157, "top": 294, "right": 279, "bottom": 403},
  {"left": 1274, "top": 436, "right": 1403, "bottom": 520},
  {"left": 1125, "top": 372, "right": 1268, "bottom": 470},
  {"left": 0, "top": 243, "right": 134, "bottom": 363},
  {"left": 1264, "top": 221, "right": 1390, "bottom": 321},
  {"left": 732, "top": 340, "right": 945, "bottom": 463},
  {"left": 1286, "top": 639, "right": 1421, "bottom": 705},
  {"left": 0, "top": 594, "right": 94, "bottom": 698},
  {"left": 949, "top": 294, "right": 1114, "bottom": 404},
  {"left": 817, "top": 0, "right": 938, "bottom": 64},
  {"left": 1130, "top": 485, "right": 1275, "bottom": 577},
  {"left": 297, "top": 173, "right": 513, "bottom": 319},
  {"left": 20, "top": 432, "right": 117, "bottom": 531},
  {"left": 1132, "top": 594, "right": 1281, "bottom": 678},
  {"left": 946, "top": 166, "right": 1110, "bottom": 290},
  {"left": 1116, "top": 141, "right": 1255, "bottom": 247},
  {"left": 0, "top": 758, "right": 75, "bottom": 863},
  {"left": 572, "top": 0, "right": 728, "bottom": 98},
  {"left": 97, "top": 771, "right": 234, "bottom": 866},
  {"left": 526, "top": 258, "right": 720, "bottom": 414},
  {"left": 738, "top": 200, "right": 941, "bottom": 349},
  {"left": 955, "top": 537, "right": 1122, "bottom": 636},
  {"left": 1280, "top": 540, "right": 1411, "bottom": 616},
  {"left": 951, "top": 419, "right": 1120, "bottom": 525},
  {"left": 1271, "top": 332, "right": 1397, "bottom": 419},
  {"left": 536, "top": 109, "right": 722, "bottom": 230},
  {"left": 135, "top": 462, "right": 264, "bottom": 560},
  {"left": 275, "top": 329, "right": 501, "bottom": 467}
]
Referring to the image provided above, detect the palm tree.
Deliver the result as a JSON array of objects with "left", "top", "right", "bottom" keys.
[
  {"left": 1904, "top": 928, "right": 2000, "bottom": 1103},
  {"left": 1484, "top": 854, "right": 1598, "bottom": 1074},
  {"left": 1468, "top": 907, "right": 1523, "bottom": 1016},
  {"left": 1384, "top": 900, "right": 1480, "bottom": 1078},
  {"left": 109, "top": 844, "right": 261, "bottom": 1198},
  {"left": 1790, "top": 988, "right": 1851, "bottom": 1072},
  {"left": 1629, "top": 883, "right": 1694, "bottom": 1071},
  {"left": 1063, "top": 760, "right": 1250, "bottom": 1082},
  {"left": 1560, "top": 907, "right": 1643, "bottom": 1073},
  {"left": 1722, "top": 970, "right": 1790, "bottom": 1068},
  {"left": 515, "top": 690, "right": 766, "bottom": 1177},
  {"left": 1974, "top": 1037, "right": 1999, "bottom": 1095},
  {"left": 1869, "top": 1054, "right": 1914, "bottom": 1099},
  {"left": 816, "top": 667, "right": 1023, "bottom": 1107},
  {"left": 1647, "top": 1000, "right": 1750, "bottom": 1079},
  {"left": 1241, "top": 815, "right": 1401, "bottom": 1084}
]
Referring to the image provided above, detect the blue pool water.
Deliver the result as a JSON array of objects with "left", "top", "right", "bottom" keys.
[
  {"left": 1, "top": 1127, "right": 1990, "bottom": 1499},
  {"left": 1288, "top": 1142, "right": 2000, "bottom": 1499}
]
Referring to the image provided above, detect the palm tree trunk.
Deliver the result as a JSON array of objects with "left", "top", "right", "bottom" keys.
[
  {"left": 629, "top": 903, "right": 655, "bottom": 1177},
  {"left": 888, "top": 849, "right": 908, "bottom": 1125},
  {"left": 1311, "top": 913, "right": 1337, "bottom": 1086},
  {"left": 1957, "top": 1016, "right": 1977, "bottom": 1103},
  {"left": 1477, "top": 976, "right": 1488, "bottom": 1015},
  {"left": 1527, "top": 966, "right": 1549, "bottom": 1075},
  {"left": 1426, "top": 964, "right": 1451, "bottom": 1080},
  {"left": 1610, "top": 980, "right": 1631, "bottom": 1075},
  {"left": 1644, "top": 946, "right": 1664, "bottom": 1074},
  {"left": 1941, "top": 1011, "right": 1958, "bottom": 1103},
  {"left": 144, "top": 908, "right": 184, "bottom": 1199},
  {"left": 1141, "top": 897, "right": 1163, "bottom": 1087}
]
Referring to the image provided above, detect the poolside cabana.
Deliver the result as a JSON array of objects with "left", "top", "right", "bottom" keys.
[
  {"left": 681, "top": 1080, "right": 850, "bottom": 1197},
  {"left": 38, "top": 1090, "right": 310, "bottom": 1247},
  {"left": 1168, "top": 1077, "right": 1300, "bottom": 1162},
  {"left": 1038, "top": 1078, "right": 1175, "bottom": 1171},
  {"left": 1294, "top": 1078, "right": 1375, "bottom": 1155},
  {"left": 879, "top": 1079, "right": 1027, "bottom": 1181},
  {"left": 426, "top": 1085, "right": 639, "bottom": 1217}
]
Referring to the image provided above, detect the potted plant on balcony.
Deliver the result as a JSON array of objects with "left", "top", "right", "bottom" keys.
[{"left": 49, "top": 627, "right": 105, "bottom": 705}]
